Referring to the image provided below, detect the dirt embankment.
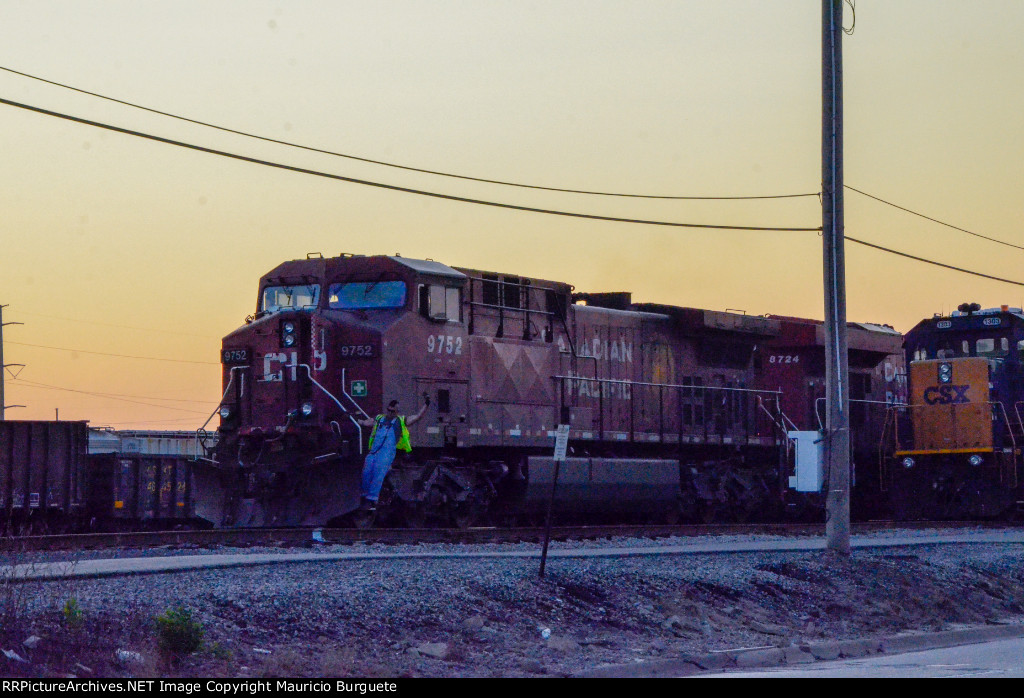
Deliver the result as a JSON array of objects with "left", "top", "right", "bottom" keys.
[{"left": 1, "top": 540, "right": 1023, "bottom": 677}]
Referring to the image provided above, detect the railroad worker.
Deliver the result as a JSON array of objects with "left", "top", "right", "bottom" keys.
[{"left": 358, "top": 394, "right": 430, "bottom": 509}]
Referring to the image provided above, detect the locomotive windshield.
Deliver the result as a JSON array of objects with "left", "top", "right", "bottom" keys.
[
  {"left": 261, "top": 284, "right": 321, "bottom": 312},
  {"left": 916, "top": 336, "right": 1012, "bottom": 361},
  {"left": 328, "top": 281, "right": 407, "bottom": 309}
]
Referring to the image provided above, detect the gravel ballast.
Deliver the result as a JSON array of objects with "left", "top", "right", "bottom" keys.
[{"left": 2, "top": 529, "right": 1024, "bottom": 678}]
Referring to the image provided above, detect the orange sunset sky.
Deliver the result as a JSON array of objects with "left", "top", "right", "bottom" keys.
[{"left": 2, "top": 1, "right": 1024, "bottom": 428}]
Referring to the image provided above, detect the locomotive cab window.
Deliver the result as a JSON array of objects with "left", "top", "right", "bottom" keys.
[
  {"left": 261, "top": 285, "right": 321, "bottom": 312},
  {"left": 328, "top": 281, "right": 407, "bottom": 309},
  {"left": 976, "top": 337, "right": 1009, "bottom": 358},
  {"left": 419, "top": 284, "right": 462, "bottom": 322}
]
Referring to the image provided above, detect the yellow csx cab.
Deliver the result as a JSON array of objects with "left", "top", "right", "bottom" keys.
[{"left": 885, "top": 304, "right": 1024, "bottom": 519}]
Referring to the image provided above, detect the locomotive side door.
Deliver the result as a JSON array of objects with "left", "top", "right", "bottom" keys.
[{"left": 415, "top": 379, "right": 469, "bottom": 449}]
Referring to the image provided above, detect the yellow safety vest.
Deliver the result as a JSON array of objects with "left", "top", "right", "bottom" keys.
[{"left": 368, "top": 415, "right": 412, "bottom": 453}]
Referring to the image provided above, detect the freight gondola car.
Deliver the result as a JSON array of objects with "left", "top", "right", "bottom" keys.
[
  {"left": 0, "top": 423, "right": 204, "bottom": 533},
  {"left": 0, "top": 420, "right": 89, "bottom": 534}
]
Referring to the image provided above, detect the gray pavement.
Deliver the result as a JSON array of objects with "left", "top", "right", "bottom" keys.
[
  {"left": 576, "top": 624, "right": 1024, "bottom": 677},
  {"left": 693, "top": 634, "right": 1024, "bottom": 678}
]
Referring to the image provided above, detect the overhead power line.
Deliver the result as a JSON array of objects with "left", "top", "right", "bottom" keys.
[
  {"left": 102, "top": 418, "right": 206, "bottom": 426},
  {"left": 0, "top": 64, "right": 820, "bottom": 202},
  {"left": 847, "top": 236, "right": 1024, "bottom": 287},
  {"left": 10, "top": 83, "right": 1021, "bottom": 287},
  {"left": 846, "top": 185, "right": 1024, "bottom": 252},
  {"left": 12, "top": 378, "right": 213, "bottom": 414},
  {"left": 7, "top": 340, "right": 219, "bottom": 365},
  {"left": 17, "top": 310, "right": 218, "bottom": 338},
  {"left": 13, "top": 377, "right": 216, "bottom": 404},
  {"left": 0, "top": 96, "right": 822, "bottom": 232}
]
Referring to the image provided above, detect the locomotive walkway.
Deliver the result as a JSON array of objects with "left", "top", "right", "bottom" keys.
[{"left": 5, "top": 529, "right": 1024, "bottom": 582}]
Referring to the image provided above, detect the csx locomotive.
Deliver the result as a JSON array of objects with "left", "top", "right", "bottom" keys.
[
  {"left": 884, "top": 303, "right": 1024, "bottom": 519},
  {"left": 194, "top": 253, "right": 904, "bottom": 528}
]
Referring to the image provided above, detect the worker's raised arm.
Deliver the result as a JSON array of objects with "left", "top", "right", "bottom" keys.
[{"left": 405, "top": 393, "right": 431, "bottom": 427}]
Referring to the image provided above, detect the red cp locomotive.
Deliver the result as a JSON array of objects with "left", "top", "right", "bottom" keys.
[{"left": 194, "top": 253, "right": 903, "bottom": 527}]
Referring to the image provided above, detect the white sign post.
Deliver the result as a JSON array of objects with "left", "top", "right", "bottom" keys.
[
  {"left": 553, "top": 423, "right": 570, "bottom": 461},
  {"left": 540, "top": 424, "right": 571, "bottom": 577}
]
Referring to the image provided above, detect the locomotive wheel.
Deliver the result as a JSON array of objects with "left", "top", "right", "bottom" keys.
[
  {"left": 351, "top": 508, "right": 376, "bottom": 529},
  {"left": 402, "top": 485, "right": 447, "bottom": 528},
  {"left": 402, "top": 503, "right": 427, "bottom": 529},
  {"left": 451, "top": 502, "right": 482, "bottom": 529},
  {"left": 699, "top": 500, "right": 722, "bottom": 524}
]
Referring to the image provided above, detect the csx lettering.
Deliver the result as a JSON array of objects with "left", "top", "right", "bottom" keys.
[{"left": 923, "top": 385, "right": 970, "bottom": 405}]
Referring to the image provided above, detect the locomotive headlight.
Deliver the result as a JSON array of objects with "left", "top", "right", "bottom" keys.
[
  {"left": 300, "top": 401, "right": 315, "bottom": 417},
  {"left": 938, "top": 362, "right": 953, "bottom": 384},
  {"left": 902, "top": 456, "right": 915, "bottom": 469},
  {"left": 969, "top": 454, "right": 983, "bottom": 467},
  {"left": 219, "top": 405, "right": 233, "bottom": 420},
  {"left": 280, "top": 319, "right": 298, "bottom": 348}
]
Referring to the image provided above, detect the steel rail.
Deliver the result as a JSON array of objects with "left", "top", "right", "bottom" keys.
[{"left": 1, "top": 520, "right": 1019, "bottom": 553}]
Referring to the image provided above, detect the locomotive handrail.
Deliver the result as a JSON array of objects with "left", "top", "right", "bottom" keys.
[
  {"left": 756, "top": 396, "right": 785, "bottom": 431},
  {"left": 194, "top": 366, "right": 248, "bottom": 463},
  {"left": 756, "top": 397, "right": 792, "bottom": 456},
  {"left": 993, "top": 401, "right": 1018, "bottom": 489},
  {"left": 554, "top": 374, "right": 783, "bottom": 448},
  {"left": 552, "top": 375, "right": 782, "bottom": 394},
  {"left": 301, "top": 364, "right": 364, "bottom": 455},
  {"left": 814, "top": 397, "right": 907, "bottom": 433},
  {"left": 466, "top": 300, "right": 556, "bottom": 317},
  {"left": 878, "top": 407, "right": 898, "bottom": 493},
  {"left": 1014, "top": 402, "right": 1024, "bottom": 440},
  {"left": 780, "top": 409, "right": 799, "bottom": 433}
]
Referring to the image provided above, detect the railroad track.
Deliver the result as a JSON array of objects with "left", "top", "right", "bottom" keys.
[{"left": 1, "top": 519, "right": 1020, "bottom": 553}]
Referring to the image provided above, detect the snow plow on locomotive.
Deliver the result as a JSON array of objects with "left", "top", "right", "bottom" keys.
[{"left": 193, "top": 253, "right": 905, "bottom": 528}]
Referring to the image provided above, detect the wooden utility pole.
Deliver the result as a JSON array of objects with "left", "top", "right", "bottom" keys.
[{"left": 822, "top": 0, "right": 850, "bottom": 554}]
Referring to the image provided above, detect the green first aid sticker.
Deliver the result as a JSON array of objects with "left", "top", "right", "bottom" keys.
[{"left": 351, "top": 380, "right": 368, "bottom": 398}]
